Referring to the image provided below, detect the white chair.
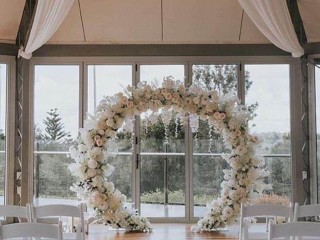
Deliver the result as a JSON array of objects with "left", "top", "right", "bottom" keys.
[
  {"left": 239, "top": 203, "right": 293, "bottom": 240},
  {"left": 29, "top": 203, "right": 85, "bottom": 240},
  {"left": 268, "top": 220, "right": 320, "bottom": 239},
  {"left": 294, "top": 202, "right": 320, "bottom": 222},
  {"left": 0, "top": 205, "right": 31, "bottom": 223},
  {"left": 0, "top": 222, "right": 63, "bottom": 239}
]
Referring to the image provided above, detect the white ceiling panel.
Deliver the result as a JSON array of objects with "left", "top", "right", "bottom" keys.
[
  {"left": 239, "top": 13, "right": 269, "bottom": 43},
  {"left": 298, "top": 0, "right": 320, "bottom": 43},
  {"left": 49, "top": 1, "right": 84, "bottom": 44},
  {"left": 163, "top": 0, "right": 242, "bottom": 43},
  {"left": 80, "top": 0, "right": 161, "bottom": 43},
  {"left": 0, "top": 0, "right": 25, "bottom": 43},
  {"left": 162, "top": 0, "right": 268, "bottom": 44},
  {"left": 48, "top": 0, "right": 271, "bottom": 44}
]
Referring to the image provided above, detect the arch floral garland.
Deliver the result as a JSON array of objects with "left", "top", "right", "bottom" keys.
[{"left": 68, "top": 78, "right": 267, "bottom": 232}]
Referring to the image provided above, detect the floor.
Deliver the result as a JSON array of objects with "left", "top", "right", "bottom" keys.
[{"left": 87, "top": 224, "right": 238, "bottom": 240}]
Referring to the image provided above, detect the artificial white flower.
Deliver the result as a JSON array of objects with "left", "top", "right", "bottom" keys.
[
  {"left": 87, "top": 159, "right": 98, "bottom": 169},
  {"left": 86, "top": 169, "right": 97, "bottom": 178},
  {"left": 68, "top": 80, "right": 265, "bottom": 233}
]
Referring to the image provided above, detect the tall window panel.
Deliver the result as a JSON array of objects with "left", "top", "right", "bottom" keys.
[
  {"left": 0, "top": 64, "right": 7, "bottom": 205},
  {"left": 139, "top": 65, "right": 186, "bottom": 217},
  {"left": 315, "top": 64, "right": 320, "bottom": 202},
  {"left": 192, "top": 64, "right": 237, "bottom": 217},
  {"left": 33, "top": 65, "right": 79, "bottom": 205},
  {"left": 88, "top": 65, "right": 133, "bottom": 203},
  {"left": 245, "top": 64, "right": 291, "bottom": 199}
]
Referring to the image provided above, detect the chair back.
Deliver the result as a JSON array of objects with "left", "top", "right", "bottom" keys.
[
  {"left": 294, "top": 202, "right": 320, "bottom": 221},
  {"left": 29, "top": 203, "right": 85, "bottom": 240},
  {"left": 268, "top": 220, "right": 320, "bottom": 239},
  {"left": 0, "top": 222, "right": 63, "bottom": 239},
  {"left": 239, "top": 203, "right": 293, "bottom": 240},
  {"left": 0, "top": 205, "right": 30, "bottom": 222},
  {"left": 242, "top": 204, "right": 292, "bottom": 218}
]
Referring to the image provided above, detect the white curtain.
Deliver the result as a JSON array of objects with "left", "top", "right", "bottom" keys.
[
  {"left": 19, "top": 0, "right": 75, "bottom": 59},
  {"left": 238, "top": 0, "right": 304, "bottom": 58}
]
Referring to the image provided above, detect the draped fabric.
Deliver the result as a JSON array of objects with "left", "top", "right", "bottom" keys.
[
  {"left": 18, "top": 0, "right": 75, "bottom": 59},
  {"left": 238, "top": 0, "right": 304, "bottom": 57}
]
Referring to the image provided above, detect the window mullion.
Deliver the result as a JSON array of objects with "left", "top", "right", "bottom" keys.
[
  {"left": 80, "top": 62, "right": 87, "bottom": 129},
  {"left": 133, "top": 63, "right": 141, "bottom": 212},
  {"left": 238, "top": 63, "right": 245, "bottom": 104}
]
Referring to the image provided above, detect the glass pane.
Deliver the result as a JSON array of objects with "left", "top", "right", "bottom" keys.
[
  {"left": 0, "top": 64, "right": 7, "bottom": 205},
  {"left": 192, "top": 64, "right": 237, "bottom": 217},
  {"left": 34, "top": 153, "right": 78, "bottom": 205},
  {"left": 87, "top": 65, "right": 132, "bottom": 115},
  {"left": 140, "top": 65, "right": 185, "bottom": 87},
  {"left": 193, "top": 156, "right": 228, "bottom": 217},
  {"left": 316, "top": 64, "right": 320, "bottom": 202},
  {"left": 140, "top": 155, "right": 185, "bottom": 217},
  {"left": 192, "top": 64, "right": 237, "bottom": 95},
  {"left": 88, "top": 65, "right": 133, "bottom": 203},
  {"left": 245, "top": 64, "right": 291, "bottom": 199},
  {"left": 139, "top": 65, "right": 186, "bottom": 217},
  {"left": 34, "top": 65, "right": 79, "bottom": 205},
  {"left": 140, "top": 65, "right": 185, "bottom": 153}
]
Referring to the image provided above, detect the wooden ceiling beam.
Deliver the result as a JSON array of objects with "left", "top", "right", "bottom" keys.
[
  {"left": 286, "top": 0, "right": 307, "bottom": 44},
  {"left": 16, "top": 0, "right": 37, "bottom": 48}
]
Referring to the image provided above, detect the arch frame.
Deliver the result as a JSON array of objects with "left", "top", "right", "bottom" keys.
[{"left": 69, "top": 79, "right": 266, "bottom": 232}]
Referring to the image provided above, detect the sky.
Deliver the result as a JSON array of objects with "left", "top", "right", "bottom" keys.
[
  {"left": 32, "top": 64, "right": 290, "bottom": 138},
  {"left": 34, "top": 66, "right": 80, "bottom": 138},
  {"left": 246, "top": 64, "right": 290, "bottom": 134}
]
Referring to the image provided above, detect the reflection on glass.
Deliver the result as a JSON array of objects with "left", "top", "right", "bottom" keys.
[
  {"left": 192, "top": 64, "right": 236, "bottom": 217},
  {"left": 139, "top": 65, "right": 185, "bottom": 217},
  {"left": 88, "top": 65, "right": 133, "bottom": 202},
  {"left": 34, "top": 65, "right": 79, "bottom": 204},
  {"left": 245, "top": 64, "right": 291, "bottom": 198},
  {"left": 316, "top": 65, "right": 320, "bottom": 202},
  {"left": 0, "top": 64, "right": 7, "bottom": 205}
]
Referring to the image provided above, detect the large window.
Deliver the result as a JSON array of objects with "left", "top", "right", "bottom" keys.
[
  {"left": 31, "top": 59, "right": 293, "bottom": 221},
  {"left": 192, "top": 64, "right": 237, "bottom": 217},
  {"left": 245, "top": 64, "right": 291, "bottom": 198},
  {"left": 88, "top": 65, "right": 133, "bottom": 202},
  {"left": 0, "top": 64, "right": 7, "bottom": 205},
  {"left": 139, "top": 65, "right": 186, "bottom": 218},
  {"left": 33, "top": 65, "right": 80, "bottom": 205}
]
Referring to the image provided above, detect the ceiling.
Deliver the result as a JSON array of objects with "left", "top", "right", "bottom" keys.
[
  {"left": 0, "top": 0, "right": 25, "bottom": 44},
  {"left": 0, "top": 0, "right": 319, "bottom": 45},
  {"left": 298, "top": 0, "right": 320, "bottom": 43},
  {"left": 48, "top": 0, "right": 269, "bottom": 44}
]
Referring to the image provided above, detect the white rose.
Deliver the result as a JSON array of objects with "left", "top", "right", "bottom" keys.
[
  {"left": 106, "top": 118, "right": 114, "bottom": 127},
  {"left": 88, "top": 159, "right": 98, "bottom": 169},
  {"left": 86, "top": 169, "right": 97, "bottom": 178}
]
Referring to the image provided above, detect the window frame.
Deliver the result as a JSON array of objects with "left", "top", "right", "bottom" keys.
[
  {"left": 29, "top": 56, "right": 296, "bottom": 223},
  {"left": 308, "top": 54, "right": 320, "bottom": 204},
  {"left": 29, "top": 58, "right": 83, "bottom": 205},
  {"left": 0, "top": 56, "right": 16, "bottom": 208}
]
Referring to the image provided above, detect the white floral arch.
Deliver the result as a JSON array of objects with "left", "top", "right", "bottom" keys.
[{"left": 68, "top": 79, "right": 267, "bottom": 232}]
